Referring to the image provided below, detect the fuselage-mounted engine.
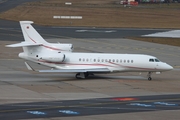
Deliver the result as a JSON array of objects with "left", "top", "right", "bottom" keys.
[
  {"left": 40, "top": 53, "right": 66, "bottom": 63},
  {"left": 50, "top": 43, "right": 73, "bottom": 52}
]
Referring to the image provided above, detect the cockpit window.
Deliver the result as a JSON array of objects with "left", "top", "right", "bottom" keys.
[
  {"left": 149, "top": 58, "right": 160, "bottom": 62},
  {"left": 149, "top": 59, "right": 154, "bottom": 62},
  {"left": 155, "top": 59, "right": 160, "bottom": 62}
]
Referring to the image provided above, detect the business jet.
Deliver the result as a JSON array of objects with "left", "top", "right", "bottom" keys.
[{"left": 6, "top": 21, "right": 173, "bottom": 80}]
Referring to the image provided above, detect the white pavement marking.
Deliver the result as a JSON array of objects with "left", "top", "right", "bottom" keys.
[
  {"left": 142, "top": 30, "right": 180, "bottom": 38},
  {"left": 76, "top": 30, "right": 116, "bottom": 33}
]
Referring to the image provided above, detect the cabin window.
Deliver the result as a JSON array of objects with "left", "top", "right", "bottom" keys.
[
  {"left": 112, "top": 59, "right": 115, "bottom": 62},
  {"left": 131, "top": 60, "right": 133, "bottom": 63},
  {"left": 127, "top": 60, "right": 130, "bottom": 63},
  {"left": 83, "top": 58, "right": 85, "bottom": 62},
  {"left": 105, "top": 59, "right": 108, "bottom": 62},
  {"left": 124, "top": 60, "right": 126, "bottom": 63},
  {"left": 102, "top": 59, "right": 104, "bottom": 62},
  {"left": 79, "top": 58, "right": 81, "bottom": 61},
  {"left": 98, "top": 59, "right": 100, "bottom": 62},
  {"left": 86, "top": 59, "right": 89, "bottom": 62},
  {"left": 116, "top": 59, "right": 119, "bottom": 63},
  {"left": 120, "top": 60, "right": 122, "bottom": 63},
  {"left": 94, "top": 59, "right": 96, "bottom": 62},
  {"left": 109, "top": 59, "right": 111, "bottom": 62}
]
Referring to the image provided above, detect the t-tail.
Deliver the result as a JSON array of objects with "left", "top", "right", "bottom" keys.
[{"left": 6, "top": 21, "right": 73, "bottom": 52}]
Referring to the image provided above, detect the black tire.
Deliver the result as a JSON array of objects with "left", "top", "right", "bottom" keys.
[
  {"left": 84, "top": 72, "right": 89, "bottom": 78},
  {"left": 75, "top": 73, "right": 81, "bottom": 79}
]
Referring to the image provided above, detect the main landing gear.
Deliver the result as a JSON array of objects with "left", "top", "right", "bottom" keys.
[
  {"left": 75, "top": 72, "right": 89, "bottom": 79},
  {"left": 147, "top": 72, "right": 152, "bottom": 81}
]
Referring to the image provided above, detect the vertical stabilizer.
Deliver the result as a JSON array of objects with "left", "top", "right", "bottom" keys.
[
  {"left": 6, "top": 21, "right": 73, "bottom": 53},
  {"left": 20, "top": 21, "right": 47, "bottom": 44}
]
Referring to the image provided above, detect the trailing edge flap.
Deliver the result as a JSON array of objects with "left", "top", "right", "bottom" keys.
[
  {"left": 6, "top": 42, "right": 42, "bottom": 47},
  {"left": 39, "top": 68, "right": 110, "bottom": 73}
]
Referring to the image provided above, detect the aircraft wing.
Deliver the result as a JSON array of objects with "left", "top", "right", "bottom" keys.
[
  {"left": 39, "top": 68, "right": 110, "bottom": 73},
  {"left": 24, "top": 62, "right": 110, "bottom": 73},
  {"left": 6, "top": 42, "right": 42, "bottom": 47}
]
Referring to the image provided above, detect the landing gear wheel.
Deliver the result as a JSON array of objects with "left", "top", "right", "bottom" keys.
[
  {"left": 84, "top": 72, "right": 89, "bottom": 78},
  {"left": 147, "top": 72, "right": 152, "bottom": 81},
  {"left": 75, "top": 72, "right": 91, "bottom": 79},
  {"left": 75, "top": 73, "right": 81, "bottom": 79}
]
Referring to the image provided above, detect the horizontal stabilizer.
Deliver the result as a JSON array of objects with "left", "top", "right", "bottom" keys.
[
  {"left": 39, "top": 68, "right": 110, "bottom": 73},
  {"left": 6, "top": 42, "right": 42, "bottom": 47}
]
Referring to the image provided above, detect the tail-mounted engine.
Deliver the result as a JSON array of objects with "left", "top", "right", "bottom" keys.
[
  {"left": 50, "top": 43, "right": 73, "bottom": 52},
  {"left": 40, "top": 53, "right": 65, "bottom": 62}
]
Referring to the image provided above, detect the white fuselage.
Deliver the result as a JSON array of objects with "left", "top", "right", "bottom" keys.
[{"left": 19, "top": 51, "right": 173, "bottom": 73}]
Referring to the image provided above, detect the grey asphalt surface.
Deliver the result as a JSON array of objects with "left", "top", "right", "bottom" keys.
[
  {"left": 0, "top": 94, "right": 180, "bottom": 120},
  {"left": 0, "top": 36, "right": 179, "bottom": 119},
  {"left": 0, "top": 19, "right": 168, "bottom": 41}
]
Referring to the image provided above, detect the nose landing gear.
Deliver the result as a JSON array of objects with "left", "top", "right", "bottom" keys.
[
  {"left": 148, "top": 77, "right": 152, "bottom": 81},
  {"left": 147, "top": 72, "right": 152, "bottom": 81}
]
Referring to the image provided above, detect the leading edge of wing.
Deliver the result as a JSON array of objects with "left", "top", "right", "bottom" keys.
[{"left": 39, "top": 68, "right": 110, "bottom": 73}]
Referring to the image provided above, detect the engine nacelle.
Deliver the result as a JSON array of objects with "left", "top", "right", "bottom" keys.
[
  {"left": 41, "top": 53, "right": 65, "bottom": 62},
  {"left": 50, "top": 43, "right": 73, "bottom": 52}
]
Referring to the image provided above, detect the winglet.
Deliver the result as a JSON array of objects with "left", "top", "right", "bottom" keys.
[{"left": 25, "top": 62, "right": 35, "bottom": 71}]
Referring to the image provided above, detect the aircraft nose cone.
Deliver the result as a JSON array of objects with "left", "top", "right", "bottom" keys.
[{"left": 166, "top": 64, "right": 173, "bottom": 70}]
